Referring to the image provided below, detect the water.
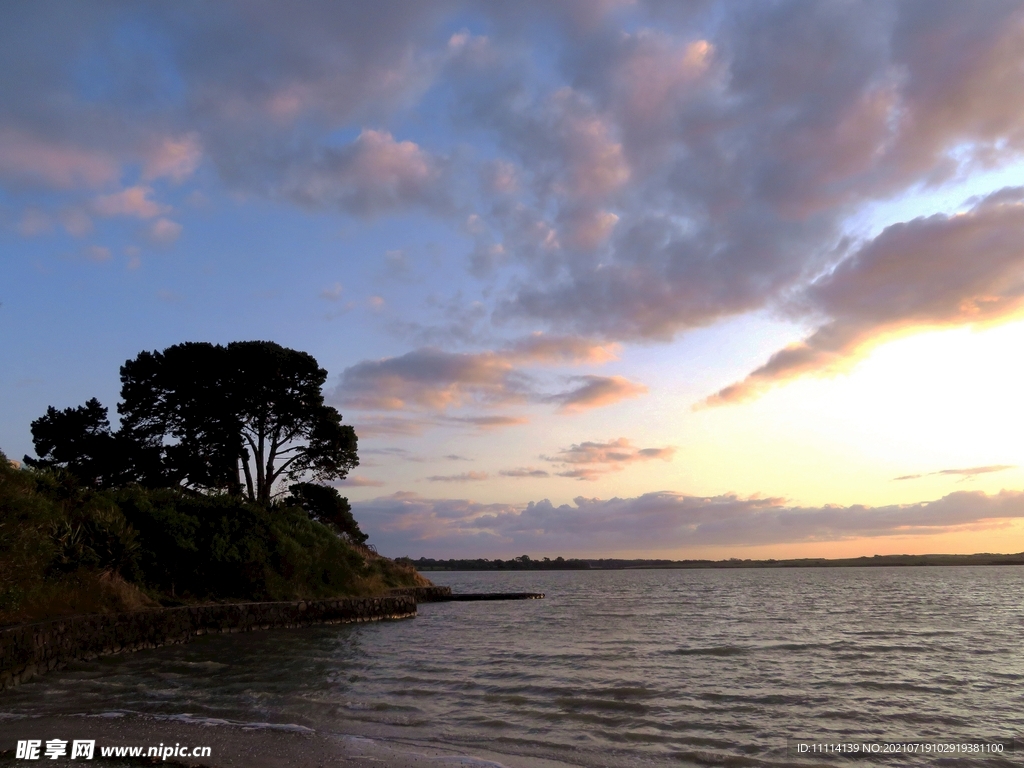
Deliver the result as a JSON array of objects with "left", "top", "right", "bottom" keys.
[{"left": 3, "top": 567, "right": 1023, "bottom": 767}]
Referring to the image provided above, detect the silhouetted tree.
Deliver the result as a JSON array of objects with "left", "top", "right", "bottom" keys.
[
  {"left": 26, "top": 341, "right": 358, "bottom": 506},
  {"left": 119, "top": 341, "right": 359, "bottom": 505},
  {"left": 287, "top": 482, "right": 368, "bottom": 544},
  {"left": 24, "top": 398, "right": 137, "bottom": 487}
]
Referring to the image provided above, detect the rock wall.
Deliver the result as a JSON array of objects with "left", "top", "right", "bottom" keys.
[
  {"left": 0, "top": 595, "right": 416, "bottom": 692},
  {"left": 388, "top": 586, "right": 453, "bottom": 602}
]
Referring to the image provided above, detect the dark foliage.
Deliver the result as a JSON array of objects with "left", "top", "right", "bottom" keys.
[
  {"left": 1, "top": 451, "right": 424, "bottom": 623},
  {"left": 119, "top": 340, "right": 359, "bottom": 504},
  {"left": 286, "top": 482, "right": 368, "bottom": 544},
  {"left": 24, "top": 399, "right": 143, "bottom": 488},
  {"left": 25, "top": 341, "right": 358, "bottom": 506}
]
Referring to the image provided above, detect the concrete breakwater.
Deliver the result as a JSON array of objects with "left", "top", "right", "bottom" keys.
[
  {"left": 0, "top": 595, "right": 415, "bottom": 692},
  {"left": 388, "top": 585, "right": 454, "bottom": 602},
  {"left": 389, "top": 586, "right": 545, "bottom": 602},
  {"left": 444, "top": 592, "right": 544, "bottom": 601}
]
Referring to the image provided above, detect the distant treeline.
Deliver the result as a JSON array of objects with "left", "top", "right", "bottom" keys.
[
  {"left": 400, "top": 556, "right": 592, "bottom": 571},
  {"left": 402, "top": 553, "right": 1024, "bottom": 571}
]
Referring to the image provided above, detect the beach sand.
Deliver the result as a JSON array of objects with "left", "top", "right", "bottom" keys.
[{"left": 0, "top": 714, "right": 582, "bottom": 768}]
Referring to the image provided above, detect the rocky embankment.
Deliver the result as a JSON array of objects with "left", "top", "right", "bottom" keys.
[{"left": 0, "top": 595, "right": 415, "bottom": 691}]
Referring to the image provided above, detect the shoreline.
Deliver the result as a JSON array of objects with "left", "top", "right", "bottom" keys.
[{"left": 0, "top": 713, "right": 583, "bottom": 768}]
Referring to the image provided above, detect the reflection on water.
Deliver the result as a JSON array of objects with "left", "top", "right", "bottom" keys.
[{"left": 3, "top": 567, "right": 1023, "bottom": 767}]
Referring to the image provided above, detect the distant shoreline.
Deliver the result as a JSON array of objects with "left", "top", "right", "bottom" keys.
[{"left": 410, "top": 552, "right": 1024, "bottom": 571}]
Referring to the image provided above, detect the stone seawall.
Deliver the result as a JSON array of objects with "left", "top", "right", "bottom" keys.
[
  {"left": 0, "top": 595, "right": 416, "bottom": 692},
  {"left": 388, "top": 586, "right": 453, "bottom": 602}
]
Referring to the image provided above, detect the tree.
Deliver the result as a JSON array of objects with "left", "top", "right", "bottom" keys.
[
  {"left": 24, "top": 398, "right": 132, "bottom": 487},
  {"left": 119, "top": 341, "right": 358, "bottom": 505},
  {"left": 287, "top": 482, "right": 368, "bottom": 544}
]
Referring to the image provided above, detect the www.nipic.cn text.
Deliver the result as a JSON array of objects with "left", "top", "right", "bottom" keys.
[{"left": 15, "top": 739, "right": 212, "bottom": 761}]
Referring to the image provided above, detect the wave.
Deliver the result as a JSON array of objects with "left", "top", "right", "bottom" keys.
[{"left": 670, "top": 646, "right": 748, "bottom": 657}]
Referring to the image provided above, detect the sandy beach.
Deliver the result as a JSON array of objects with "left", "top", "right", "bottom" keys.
[{"left": 0, "top": 714, "right": 581, "bottom": 768}]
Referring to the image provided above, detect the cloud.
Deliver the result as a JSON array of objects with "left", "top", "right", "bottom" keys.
[
  {"left": 355, "top": 488, "right": 1024, "bottom": 558},
  {"left": 59, "top": 209, "right": 92, "bottom": 237},
  {"left": 334, "top": 334, "right": 626, "bottom": 420},
  {"left": 350, "top": 415, "right": 435, "bottom": 438},
  {"left": 478, "top": 2, "right": 1024, "bottom": 344},
  {"left": 143, "top": 134, "right": 203, "bottom": 182},
  {"left": 86, "top": 245, "right": 112, "bottom": 263},
  {"left": 706, "top": 189, "right": 1024, "bottom": 405},
  {"left": 336, "top": 347, "right": 527, "bottom": 411},
  {"left": 895, "top": 465, "right": 1016, "bottom": 482},
  {"left": 504, "top": 334, "right": 620, "bottom": 364},
  {"left": 500, "top": 467, "right": 551, "bottom": 478},
  {"left": 0, "top": 3, "right": 450, "bottom": 207},
  {"left": 384, "top": 249, "right": 412, "bottom": 279},
  {"left": 547, "top": 375, "right": 647, "bottom": 412},
  {"left": 320, "top": 282, "right": 344, "bottom": 301},
  {"left": 0, "top": 129, "right": 118, "bottom": 189},
  {"left": 281, "top": 129, "right": 450, "bottom": 216},
  {"left": 148, "top": 217, "right": 182, "bottom": 245},
  {"left": 6, "top": 2, "right": 1024, "bottom": 361},
  {"left": 18, "top": 208, "right": 51, "bottom": 237},
  {"left": 92, "top": 186, "right": 170, "bottom": 219},
  {"left": 426, "top": 471, "right": 489, "bottom": 482},
  {"left": 443, "top": 415, "right": 530, "bottom": 428},
  {"left": 542, "top": 437, "right": 675, "bottom": 480},
  {"left": 363, "top": 447, "right": 417, "bottom": 458},
  {"left": 337, "top": 475, "right": 386, "bottom": 487}
]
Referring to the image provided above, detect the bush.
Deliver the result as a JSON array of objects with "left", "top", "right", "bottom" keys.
[
  {"left": 0, "top": 452, "right": 153, "bottom": 623},
  {"left": 285, "top": 482, "right": 368, "bottom": 544},
  {"left": 0, "top": 451, "right": 427, "bottom": 624},
  {"left": 112, "top": 487, "right": 272, "bottom": 600}
]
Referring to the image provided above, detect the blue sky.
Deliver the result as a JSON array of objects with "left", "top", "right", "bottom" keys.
[{"left": 4, "top": 1, "right": 1024, "bottom": 559}]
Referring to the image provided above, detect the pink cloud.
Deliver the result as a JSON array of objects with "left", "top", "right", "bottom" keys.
[
  {"left": 284, "top": 129, "right": 449, "bottom": 216},
  {"left": 338, "top": 475, "right": 386, "bottom": 487},
  {"left": 0, "top": 130, "right": 118, "bottom": 189},
  {"left": 549, "top": 88, "right": 630, "bottom": 201},
  {"left": 59, "top": 208, "right": 93, "bottom": 237},
  {"left": 335, "top": 336, "right": 624, "bottom": 417},
  {"left": 543, "top": 437, "right": 675, "bottom": 480},
  {"left": 504, "top": 334, "right": 620, "bottom": 365},
  {"left": 548, "top": 375, "right": 648, "bottom": 412},
  {"left": 337, "top": 347, "right": 522, "bottom": 411},
  {"left": 148, "top": 218, "right": 182, "bottom": 245},
  {"left": 93, "top": 186, "right": 170, "bottom": 219},
  {"left": 143, "top": 134, "right": 202, "bottom": 182}
]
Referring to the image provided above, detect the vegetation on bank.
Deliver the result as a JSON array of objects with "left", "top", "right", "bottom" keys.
[
  {"left": 2, "top": 340, "right": 428, "bottom": 627},
  {"left": 0, "top": 452, "right": 426, "bottom": 626}
]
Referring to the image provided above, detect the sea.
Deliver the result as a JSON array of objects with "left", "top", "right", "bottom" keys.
[{"left": 2, "top": 566, "right": 1023, "bottom": 767}]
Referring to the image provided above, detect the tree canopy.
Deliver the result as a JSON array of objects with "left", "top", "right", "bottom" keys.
[
  {"left": 27, "top": 341, "right": 359, "bottom": 506},
  {"left": 23, "top": 398, "right": 137, "bottom": 487},
  {"left": 287, "top": 482, "right": 368, "bottom": 544}
]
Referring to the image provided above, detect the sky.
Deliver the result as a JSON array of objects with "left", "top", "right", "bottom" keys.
[{"left": 4, "top": 0, "right": 1024, "bottom": 560}]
